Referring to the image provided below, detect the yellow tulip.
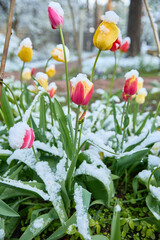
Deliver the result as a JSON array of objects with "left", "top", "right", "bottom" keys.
[
  {"left": 136, "top": 88, "right": 147, "bottom": 105},
  {"left": 46, "top": 65, "right": 56, "bottom": 78},
  {"left": 93, "top": 11, "right": 119, "bottom": 50},
  {"left": 51, "top": 44, "right": 69, "bottom": 62},
  {"left": 22, "top": 68, "right": 31, "bottom": 81},
  {"left": 18, "top": 38, "right": 33, "bottom": 62},
  {"left": 137, "top": 77, "right": 144, "bottom": 92},
  {"left": 35, "top": 72, "right": 48, "bottom": 91}
]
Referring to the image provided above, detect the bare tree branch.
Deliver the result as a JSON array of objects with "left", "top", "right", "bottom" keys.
[
  {"left": 144, "top": 0, "right": 160, "bottom": 56},
  {"left": 0, "top": 0, "right": 16, "bottom": 103}
]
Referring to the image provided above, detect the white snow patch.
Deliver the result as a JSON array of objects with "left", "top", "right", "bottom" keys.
[
  {"left": 70, "top": 73, "right": 92, "bottom": 88},
  {"left": 115, "top": 204, "right": 121, "bottom": 212},
  {"left": 150, "top": 185, "right": 160, "bottom": 202},
  {"left": 7, "top": 148, "right": 37, "bottom": 169},
  {"left": 138, "top": 170, "right": 152, "bottom": 182},
  {"left": 34, "top": 141, "right": 59, "bottom": 156},
  {"left": 18, "top": 37, "right": 32, "bottom": 53},
  {"left": 33, "top": 218, "right": 44, "bottom": 229},
  {"left": 138, "top": 88, "right": 147, "bottom": 96},
  {"left": 48, "top": 82, "right": 57, "bottom": 91},
  {"left": 35, "top": 72, "right": 48, "bottom": 81},
  {"left": 74, "top": 185, "right": 91, "bottom": 240},
  {"left": 48, "top": 2, "right": 64, "bottom": 17},
  {"left": 125, "top": 69, "right": 139, "bottom": 80},
  {"left": 101, "top": 11, "right": 119, "bottom": 24},
  {"left": 148, "top": 155, "right": 160, "bottom": 169},
  {"left": 0, "top": 229, "right": 5, "bottom": 240}
]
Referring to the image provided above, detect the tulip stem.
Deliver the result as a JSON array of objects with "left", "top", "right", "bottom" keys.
[
  {"left": 121, "top": 98, "right": 130, "bottom": 151},
  {"left": 59, "top": 27, "right": 70, "bottom": 114},
  {"left": 20, "top": 62, "right": 25, "bottom": 93},
  {"left": 90, "top": 50, "right": 101, "bottom": 82},
  {"left": 0, "top": 80, "right": 22, "bottom": 120},
  {"left": 120, "top": 101, "right": 127, "bottom": 129},
  {"left": 32, "top": 145, "right": 39, "bottom": 162},
  {"left": 78, "top": 121, "right": 83, "bottom": 151},
  {"left": 107, "top": 51, "right": 117, "bottom": 106},
  {"left": 66, "top": 105, "right": 80, "bottom": 195},
  {"left": 133, "top": 102, "right": 139, "bottom": 133},
  {"left": 44, "top": 56, "right": 52, "bottom": 73}
]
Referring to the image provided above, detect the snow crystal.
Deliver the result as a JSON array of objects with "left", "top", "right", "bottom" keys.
[
  {"left": 34, "top": 140, "right": 59, "bottom": 156},
  {"left": 125, "top": 69, "right": 139, "bottom": 79},
  {"left": 70, "top": 73, "right": 92, "bottom": 88},
  {"left": 48, "top": 82, "right": 57, "bottom": 91},
  {"left": 115, "top": 204, "right": 121, "bottom": 212},
  {"left": 48, "top": 2, "right": 64, "bottom": 17},
  {"left": 35, "top": 72, "right": 48, "bottom": 80},
  {"left": 33, "top": 218, "right": 44, "bottom": 229},
  {"left": 150, "top": 185, "right": 160, "bottom": 202},
  {"left": 75, "top": 160, "right": 111, "bottom": 190},
  {"left": 8, "top": 122, "right": 30, "bottom": 149},
  {"left": 74, "top": 185, "right": 91, "bottom": 240},
  {"left": 138, "top": 170, "right": 152, "bottom": 181},
  {"left": 148, "top": 155, "right": 160, "bottom": 169},
  {"left": 7, "top": 148, "right": 37, "bottom": 169},
  {"left": 138, "top": 88, "right": 147, "bottom": 96},
  {"left": 0, "top": 178, "right": 49, "bottom": 200},
  {"left": 18, "top": 37, "right": 32, "bottom": 53},
  {"left": 99, "top": 25, "right": 110, "bottom": 34},
  {"left": 101, "top": 11, "right": 119, "bottom": 24},
  {"left": 0, "top": 229, "right": 5, "bottom": 239}
]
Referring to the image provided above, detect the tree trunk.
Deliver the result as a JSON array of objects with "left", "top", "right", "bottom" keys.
[
  {"left": 127, "top": 0, "right": 142, "bottom": 56},
  {"left": 67, "top": 0, "right": 82, "bottom": 72}
]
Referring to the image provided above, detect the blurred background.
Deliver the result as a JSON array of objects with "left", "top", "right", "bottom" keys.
[{"left": 0, "top": 0, "right": 160, "bottom": 80}]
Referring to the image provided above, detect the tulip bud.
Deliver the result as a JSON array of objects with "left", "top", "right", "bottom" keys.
[
  {"left": 45, "top": 64, "right": 56, "bottom": 78},
  {"left": 48, "top": 82, "right": 57, "bottom": 98},
  {"left": 79, "top": 110, "right": 87, "bottom": 123},
  {"left": 110, "top": 29, "right": 122, "bottom": 52},
  {"left": 31, "top": 67, "right": 36, "bottom": 75},
  {"left": 93, "top": 11, "right": 119, "bottom": 51},
  {"left": 124, "top": 70, "right": 139, "bottom": 96},
  {"left": 70, "top": 74, "right": 94, "bottom": 106},
  {"left": 120, "top": 37, "right": 131, "bottom": 53},
  {"left": 8, "top": 122, "right": 35, "bottom": 149},
  {"left": 48, "top": 1, "right": 64, "bottom": 29},
  {"left": 17, "top": 38, "right": 33, "bottom": 62},
  {"left": 35, "top": 72, "right": 48, "bottom": 91},
  {"left": 51, "top": 44, "right": 70, "bottom": 62},
  {"left": 22, "top": 68, "right": 31, "bottom": 81},
  {"left": 136, "top": 88, "right": 147, "bottom": 104}
]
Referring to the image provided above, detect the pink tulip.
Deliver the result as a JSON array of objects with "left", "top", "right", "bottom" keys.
[
  {"left": 120, "top": 37, "right": 131, "bottom": 53},
  {"left": 48, "top": 2, "right": 64, "bottom": 29},
  {"left": 8, "top": 122, "right": 35, "bottom": 150}
]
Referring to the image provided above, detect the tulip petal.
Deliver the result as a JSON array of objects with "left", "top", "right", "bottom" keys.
[
  {"left": 71, "top": 81, "right": 84, "bottom": 105},
  {"left": 28, "top": 129, "right": 35, "bottom": 148},
  {"left": 48, "top": 7, "right": 64, "bottom": 29},
  {"left": 21, "top": 129, "right": 31, "bottom": 149},
  {"left": 82, "top": 85, "right": 94, "bottom": 105}
]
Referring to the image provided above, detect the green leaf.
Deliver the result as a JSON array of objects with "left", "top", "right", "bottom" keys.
[
  {"left": 91, "top": 235, "right": 109, "bottom": 240},
  {"left": 0, "top": 199, "right": 19, "bottom": 217},
  {"left": 19, "top": 209, "right": 57, "bottom": 240},
  {"left": 136, "top": 115, "right": 149, "bottom": 135},
  {"left": 112, "top": 101, "right": 122, "bottom": 135},
  {"left": 116, "top": 149, "right": 149, "bottom": 176},
  {"left": 124, "top": 131, "right": 149, "bottom": 152},
  {"left": 133, "top": 103, "right": 139, "bottom": 133},
  {"left": 1, "top": 87, "right": 14, "bottom": 129},
  {"left": 54, "top": 98, "right": 73, "bottom": 160},
  {"left": 30, "top": 116, "right": 44, "bottom": 142},
  {"left": 123, "top": 114, "right": 129, "bottom": 129},
  {"left": 39, "top": 95, "right": 47, "bottom": 136},
  {"left": 146, "top": 194, "right": 160, "bottom": 220},
  {"left": 151, "top": 102, "right": 160, "bottom": 132},
  {"left": 46, "top": 213, "right": 76, "bottom": 240},
  {"left": 110, "top": 204, "right": 121, "bottom": 240}
]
